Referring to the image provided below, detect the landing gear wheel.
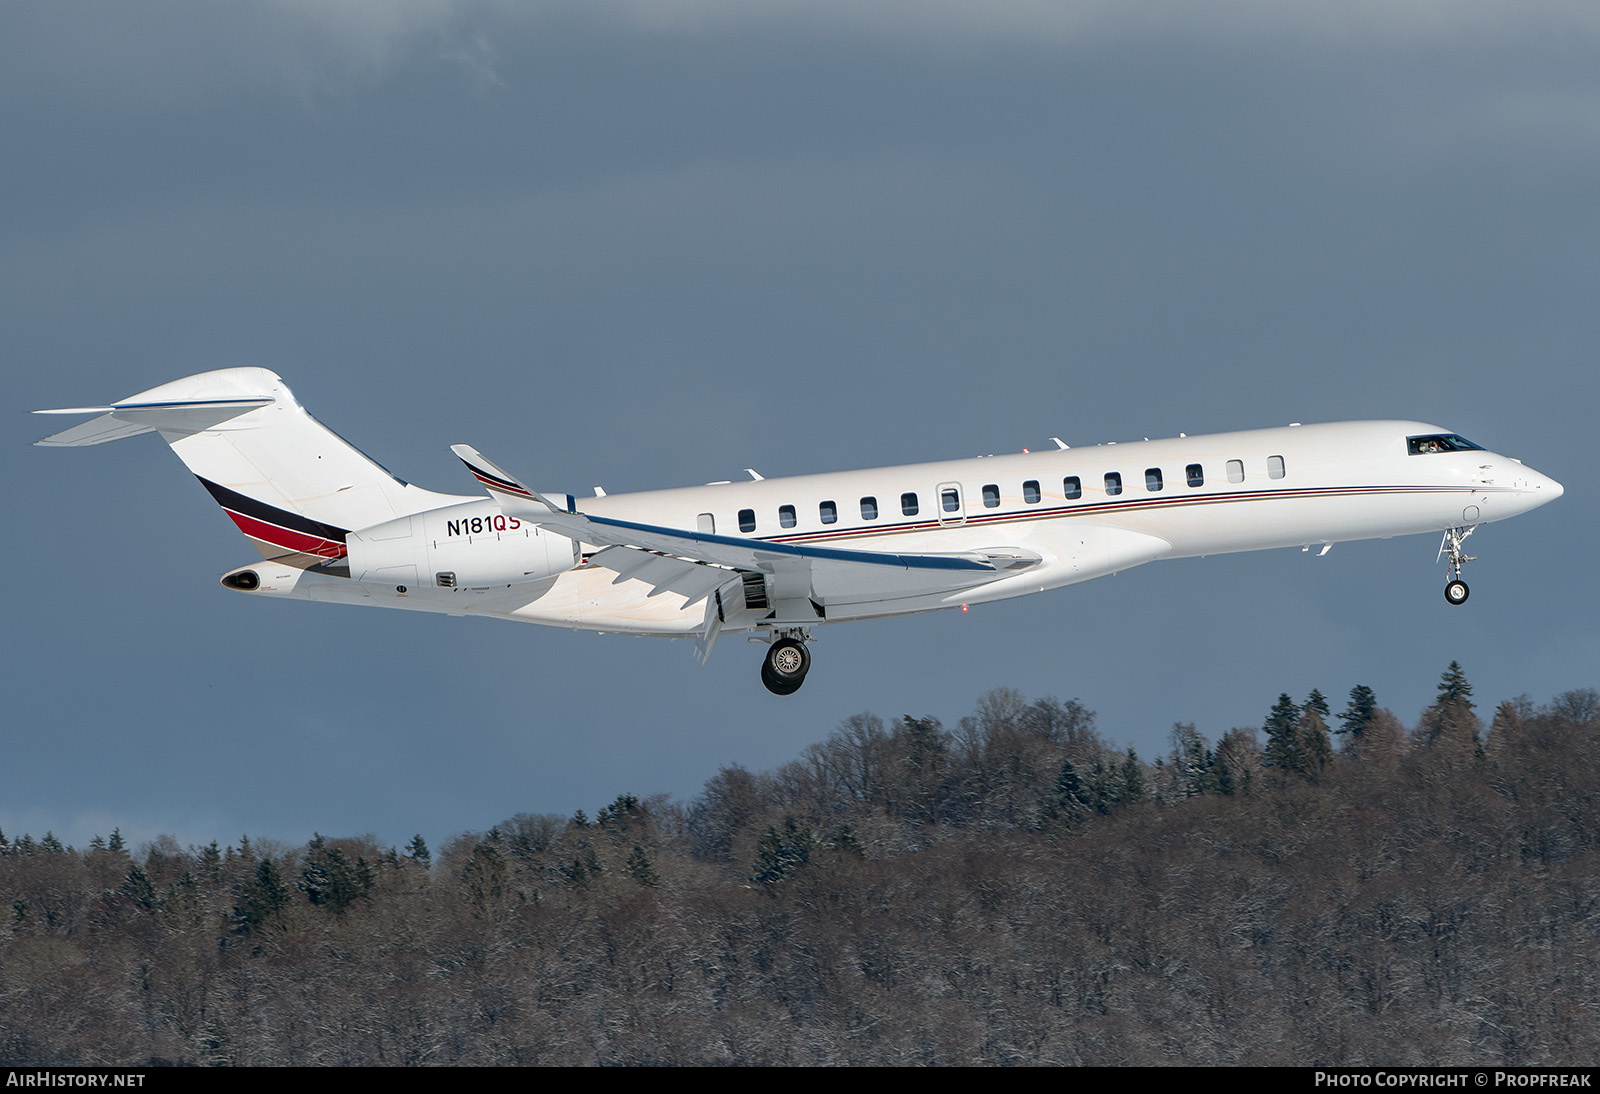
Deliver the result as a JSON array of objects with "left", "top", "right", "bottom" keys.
[
  {"left": 761, "top": 638, "right": 810, "bottom": 695},
  {"left": 761, "top": 663, "right": 803, "bottom": 695},
  {"left": 1437, "top": 526, "right": 1477, "bottom": 608}
]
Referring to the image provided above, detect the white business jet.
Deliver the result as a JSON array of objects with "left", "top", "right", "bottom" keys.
[{"left": 36, "top": 369, "right": 1562, "bottom": 694}]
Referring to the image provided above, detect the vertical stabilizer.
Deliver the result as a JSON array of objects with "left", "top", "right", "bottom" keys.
[{"left": 36, "top": 368, "right": 465, "bottom": 565}]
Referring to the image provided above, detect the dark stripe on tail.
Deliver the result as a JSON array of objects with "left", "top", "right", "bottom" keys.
[{"left": 196, "top": 477, "right": 350, "bottom": 558}]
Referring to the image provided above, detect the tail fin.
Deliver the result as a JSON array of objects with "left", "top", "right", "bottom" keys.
[{"left": 36, "top": 368, "right": 462, "bottom": 566}]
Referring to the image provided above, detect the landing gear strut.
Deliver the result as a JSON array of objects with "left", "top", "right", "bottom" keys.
[
  {"left": 760, "top": 632, "right": 812, "bottom": 695},
  {"left": 1438, "top": 525, "right": 1477, "bottom": 607}
]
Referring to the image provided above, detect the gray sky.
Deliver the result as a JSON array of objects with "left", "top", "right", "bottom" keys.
[{"left": 5, "top": 0, "right": 1594, "bottom": 852}]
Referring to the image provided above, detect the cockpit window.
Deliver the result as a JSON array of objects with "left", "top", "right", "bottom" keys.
[{"left": 1408, "top": 433, "right": 1484, "bottom": 455}]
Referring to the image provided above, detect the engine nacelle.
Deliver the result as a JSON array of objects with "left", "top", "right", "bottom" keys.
[{"left": 346, "top": 500, "right": 578, "bottom": 590}]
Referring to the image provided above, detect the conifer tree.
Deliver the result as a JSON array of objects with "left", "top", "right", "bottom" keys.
[
  {"left": 1422, "top": 661, "right": 1481, "bottom": 751},
  {"left": 597, "top": 794, "right": 641, "bottom": 830},
  {"left": 625, "top": 845, "right": 659, "bottom": 887},
  {"left": 300, "top": 834, "right": 362, "bottom": 915},
  {"left": 1304, "top": 689, "right": 1331, "bottom": 720},
  {"left": 120, "top": 863, "right": 158, "bottom": 910},
  {"left": 1120, "top": 748, "right": 1145, "bottom": 804},
  {"left": 750, "top": 817, "right": 813, "bottom": 886},
  {"left": 406, "top": 834, "right": 431, "bottom": 868},
  {"left": 234, "top": 857, "right": 289, "bottom": 934},
  {"left": 1435, "top": 661, "right": 1475, "bottom": 711},
  {"left": 1086, "top": 755, "right": 1117, "bottom": 813},
  {"left": 1263, "top": 693, "right": 1305, "bottom": 773},
  {"left": 1042, "top": 759, "right": 1088, "bottom": 824},
  {"left": 832, "top": 825, "right": 866, "bottom": 858},
  {"left": 1338, "top": 685, "right": 1378, "bottom": 745},
  {"left": 1213, "top": 756, "right": 1234, "bottom": 796}
]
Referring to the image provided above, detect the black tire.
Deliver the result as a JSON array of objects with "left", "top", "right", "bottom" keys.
[
  {"left": 761, "top": 639, "right": 810, "bottom": 694},
  {"left": 1444, "top": 579, "right": 1470, "bottom": 606},
  {"left": 761, "top": 661, "right": 803, "bottom": 695}
]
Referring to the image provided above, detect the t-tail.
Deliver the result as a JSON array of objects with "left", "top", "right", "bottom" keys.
[{"left": 34, "top": 368, "right": 463, "bottom": 569}]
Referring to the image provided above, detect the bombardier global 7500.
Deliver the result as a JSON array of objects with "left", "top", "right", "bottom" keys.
[{"left": 36, "top": 369, "right": 1562, "bottom": 694}]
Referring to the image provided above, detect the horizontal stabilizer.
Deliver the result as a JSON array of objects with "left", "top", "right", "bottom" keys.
[{"left": 34, "top": 398, "right": 272, "bottom": 447}]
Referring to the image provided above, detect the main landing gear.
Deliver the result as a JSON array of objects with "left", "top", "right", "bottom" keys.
[
  {"left": 1438, "top": 525, "right": 1477, "bottom": 606},
  {"left": 760, "top": 630, "right": 812, "bottom": 695}
]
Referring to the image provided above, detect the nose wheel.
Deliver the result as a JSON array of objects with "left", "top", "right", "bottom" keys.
[
  {"left": 760, "top": 635, "right": 811, "bottom": 695},
  {"left": 1438, "top": 525, "right": 1477, "bottom": 607}
]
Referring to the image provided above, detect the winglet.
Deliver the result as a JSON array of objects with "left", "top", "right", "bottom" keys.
[{"left": 450, "top": 444, "right": 571, "bottom": 515}]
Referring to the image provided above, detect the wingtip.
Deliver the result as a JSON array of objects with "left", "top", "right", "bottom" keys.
[{"left": 450, "top": 443, "right": 557, "bottom": 510}]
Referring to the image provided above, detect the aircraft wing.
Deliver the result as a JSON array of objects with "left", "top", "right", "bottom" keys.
[{"left": 451, "top": 445, "right": 1036, "bottom": 607}]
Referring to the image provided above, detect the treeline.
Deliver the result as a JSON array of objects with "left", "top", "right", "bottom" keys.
[{"left": 2, "top": 666, "right": 1597, "bottom": 1065}]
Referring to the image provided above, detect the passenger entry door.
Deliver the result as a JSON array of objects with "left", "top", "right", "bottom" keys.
[{"left": 937, "top": 482, "right": 966, "bottom": 525}]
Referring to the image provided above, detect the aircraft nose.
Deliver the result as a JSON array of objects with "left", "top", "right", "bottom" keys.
[{"left": 1525, "top": 466, "right": 1563, "bottom": 504}]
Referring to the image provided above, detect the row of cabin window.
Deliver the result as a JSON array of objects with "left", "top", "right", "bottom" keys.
[{"left": 729, "top": 456, "right": 1286, "bottom": 533}]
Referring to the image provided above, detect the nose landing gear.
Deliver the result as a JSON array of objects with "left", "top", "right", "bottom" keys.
[
  {"left": 760, "top": 631, "right": 812, "bottom": 695},
  {"left": 1438, "top": 525, "right": 1477, "bottom": 606}
]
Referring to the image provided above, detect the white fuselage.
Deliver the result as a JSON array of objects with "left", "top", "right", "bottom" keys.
[{"left": 234, "top": 419, "right": 1562, "bottom": 637}]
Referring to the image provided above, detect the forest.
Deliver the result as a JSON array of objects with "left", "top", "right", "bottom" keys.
[{"left": 2, "top": 664, "right": 1597, "bottom": 1066}]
